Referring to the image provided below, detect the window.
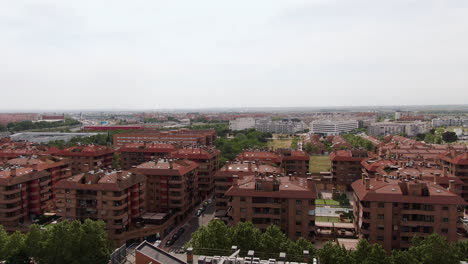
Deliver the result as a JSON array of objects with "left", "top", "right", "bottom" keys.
[
  {"left": 296, "top": 200, "right": 302, "bottom": 205},
  {"left": 240, "top": 208, "right": 246, "bottom": 212},
  {"left": 296, "top": 210, "right": 302, "bottom": 215},
  {"left": 240, "top": 218, "right": 246, "bottom": 222},
  {"left": 442, "top": 206, "right": 449, "bottom": 210},
  {"left": 442, "top": 218, "right": 449, "bottom": 222},
  {"left": 378, "top": 214, "right": 384, "bottom": 219},
  {"left": 295, "top": 232, "right": 301, "bottom": 237},
  {"left": 296, "top": 221, "right": 302, "bottom": 225},
  {"left": 66, "top": 199, "right": 71, "bottom": 203},
  {"left": 377, "top": 236, "right": 384, "bottom": 241},
  {"left": 378, "top": 225, "right": 384, "bottom": 230},
  {"left": 240, "top": 197, "right": 246, "bottom": 202},
  {"left": 378, "top": 202, "right": 385, "bottom": 208},
  {"left": 442, "top": 228, "right": 448, "bottom": 233}
]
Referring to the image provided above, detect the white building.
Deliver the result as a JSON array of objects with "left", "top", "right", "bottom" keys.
[
  {"left": 431, "top": 118, "right": 468, "bottom": 127},
  {"left": 255, "top": 119, "right": 305, "bottom": 134},
  {"left": 229, "top": 117, "right": 256, "bottom": 131},
  {"left": 310, "top": 120, "right": 359, "bottom": 136},
  {"left": 368, "top": 121, "right": 429, "bottom": 137}
]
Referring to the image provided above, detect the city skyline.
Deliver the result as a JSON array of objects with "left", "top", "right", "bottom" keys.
[{"left": 1, "top": 0, "right": 468, "bottom": 110}]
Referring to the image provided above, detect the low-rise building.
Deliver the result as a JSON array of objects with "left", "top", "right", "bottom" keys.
[
  {"left": 439, "top": 150, "right": 468, "bottom": 201},
  {"left": 113, "top": 129, "right": 216, "bottom": 147},
  {"left": 226, "top": 174, "right": 317, "bottom": 241},
  {"left": 432, "top": 118, "right": 468, "bottom": 127},
  {"left": 278, "top": 149, "right": 310, "bottom": 176}
]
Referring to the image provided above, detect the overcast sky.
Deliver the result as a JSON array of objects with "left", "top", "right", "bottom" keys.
[{"left": 0, "top": 0, "right": 467, "bottom": 110}]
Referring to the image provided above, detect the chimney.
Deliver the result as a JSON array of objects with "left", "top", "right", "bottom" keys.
[
  {"left": 32, "top": 163, "right": 39, "bottom": 171},
  {"left": 65, "top": 168, "right": 72, "bottom": 177},
  {"left": 362, "top": 173, "right": 367, "bottom": 184},
  {"left": 365, "top": 178, "right": 370, "bottom": 190},
  {"left": 186, "top": 247, "right": 193, "bottom": 264},
  {"left": 307, "top": 177, "right": 314, "bottom": 190},
  {"left": 383, "top": 175, "right": 388, "bottom": 182},
  {"left": 10, "top": 168, "right": 17, "bottom": 177},
  {"left": 443, "top": 167, "right": 448, "bottom": 177},
  {"left": 83, "top": 163, "right": 90, "bottom": 173},
  {"left": 376, "top": 173, "right": 381, "bottom": 181},
  {"left": 449, "top": 180, "right": 455, "bottom": 193},
  {"left": 233, "top": 175, "right": 239, "bottom": 186},
  {"left": 117, "top": 170, "right": 123, "bottom": 180}
]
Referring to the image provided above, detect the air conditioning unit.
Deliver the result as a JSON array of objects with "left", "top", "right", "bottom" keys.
[
  {"left": 212, "top": 257, "right": 220, "bottom": 264},
  {"left": 236, "top": 257, "right": 245, "bottom": 264},
  {"left": 244, "top": 257, "right": 252, "bottom": 264},
  {"left": 227, "top": 257, "right": 236, "bottom": 264},
  {"left": 205, "top": 257, "right": 213, "bottom": 264}
]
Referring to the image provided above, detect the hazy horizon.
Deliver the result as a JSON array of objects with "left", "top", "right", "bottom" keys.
[{"left": 1, "top": 0, "right": 468, "bottom": 110}]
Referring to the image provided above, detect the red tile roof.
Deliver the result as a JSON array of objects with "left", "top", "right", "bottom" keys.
[{"left": 352, "top": 178, "right": 466, "bottom": 205}]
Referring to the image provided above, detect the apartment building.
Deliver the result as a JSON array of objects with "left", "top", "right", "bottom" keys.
[
  {"left": 229, "top": 117, "right": 256, "bottom": 131},
  {"left": 135, "top": 159, "right": 199, "bottom": 223},
  {"left": 352, "top": 174, "right": 466, "bottom": 252},
  {"left": 214, "top": 161, "right": 281, "bottom": 219},
  {"left": 54, "top": 169, "right": 146, "bottom": 241},
  {"left": 51, "top": 145, "right": 114, "bottom": 174},
  {"left": 0, "top": 162, "right": 70, "bottom": 230},
  {"left": 432, "top": 118, "right": 468, "bottom": 127},
  {"left": 226, "top": 174, "right": 317, "bottom": 241},
  {"left": 278, "top": 149, "right": 310, "bottom": 176},
  {"left": 330, "top": 149, "right": 372, "bottom": 191},
  {"left": 113, "top": 129, "right": 216, "bottom": 147},
  {"left": 170, "top": 147, "right": 219, "bottom": 198},
  {"left": 255, "top": 119, "right": 306, "bottom": 134},
  {"left": 439, "top": 150, "right": 468, "bottom": 201},
  {"left": 119, "top": 143, "right": 177, "bottom": 170},
  {"left": 237, "top": 150, "right": 283, "bottom": 166},
  {"left": 310, "top": 120, "right": 359, "bottom": 136},
  {"left": 368, "top": 121, "right": 429, "bottom": 137}
]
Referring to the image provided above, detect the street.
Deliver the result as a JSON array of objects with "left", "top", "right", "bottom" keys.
[{"left": 163, "top": 199, "right": 216, "bottom": 253}]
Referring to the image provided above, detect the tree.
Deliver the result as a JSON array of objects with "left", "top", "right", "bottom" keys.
[
  {"left": 190, "top": 220, "right": 233, "bottom": 255},
  {"left": 401, "top": 234, "right": 461, "bottom": 264},
  {"left": 4, "top": 231, "right": 28, "bottom": 264},
  {"left": 317, "top": 242, "right": 352, "bottom": 264},
  {"left": 258, "top": 225, "right": 289, "bottom": 254},
  {"left": 352, "top": 239, "right": 388, "bottom": 264},
  {"left": 0, "top": 225, "right": 8, "bottom": 260},
  {"left": 442, "top": 131, "right": 458, "bottom": 143},
  {"left": 231, "top": 222, "right": 261, "bottom": 253}
]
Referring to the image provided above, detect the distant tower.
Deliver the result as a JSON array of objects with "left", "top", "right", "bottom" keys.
[{"left": 395, "top": 111, "right": 402, "bottom": 120}]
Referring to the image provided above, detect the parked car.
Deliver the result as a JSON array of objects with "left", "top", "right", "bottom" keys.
[
  {"left": 176, "top": 228, "right": 185, "bottom": 236},
  {"left": 196, "top": 209, "right": 203, "bottom": 217},
  {"left": 165, "top": 239, "right": 174, "bottom": 246}
]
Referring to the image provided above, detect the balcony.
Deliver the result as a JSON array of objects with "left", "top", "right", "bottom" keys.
[{"left": 103, "top": 193, "right": 128, "bottom": 201}]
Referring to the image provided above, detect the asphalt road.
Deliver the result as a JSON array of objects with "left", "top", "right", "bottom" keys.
[{"left": 164, "top": 200, "right": 216, "bottom": 252}]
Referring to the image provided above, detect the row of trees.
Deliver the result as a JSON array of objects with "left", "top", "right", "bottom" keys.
[
  {"left": 4, "top": 118, "right": 81, "bottom": 132},
  {"left": 341, "top": 134, "right": 374, "bottom": 151},
  {"left": 0, "top": 219, "right": 113, "bottom": 264},
  {"left": 214, "top": 129, "right": 272, "bottom": 164},
  {"left": 189, "top": 220, "right": 468, "bottom": 264},
  {"left": 416, "top": 129, "right": 458, "bottom": 144}
]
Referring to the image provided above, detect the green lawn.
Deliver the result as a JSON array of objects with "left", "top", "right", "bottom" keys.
[
  {"left": 268, "top": 139, "right": 293, "bottom": 150},
  {"left": 316, "top": 216, "right": 340, "bottom": 222},
  {"left": 309, "top": 155, "right": 331, "bottom": 173},
  {"left": 316, "top": 199, "right": 340, "bottom": 206}
]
